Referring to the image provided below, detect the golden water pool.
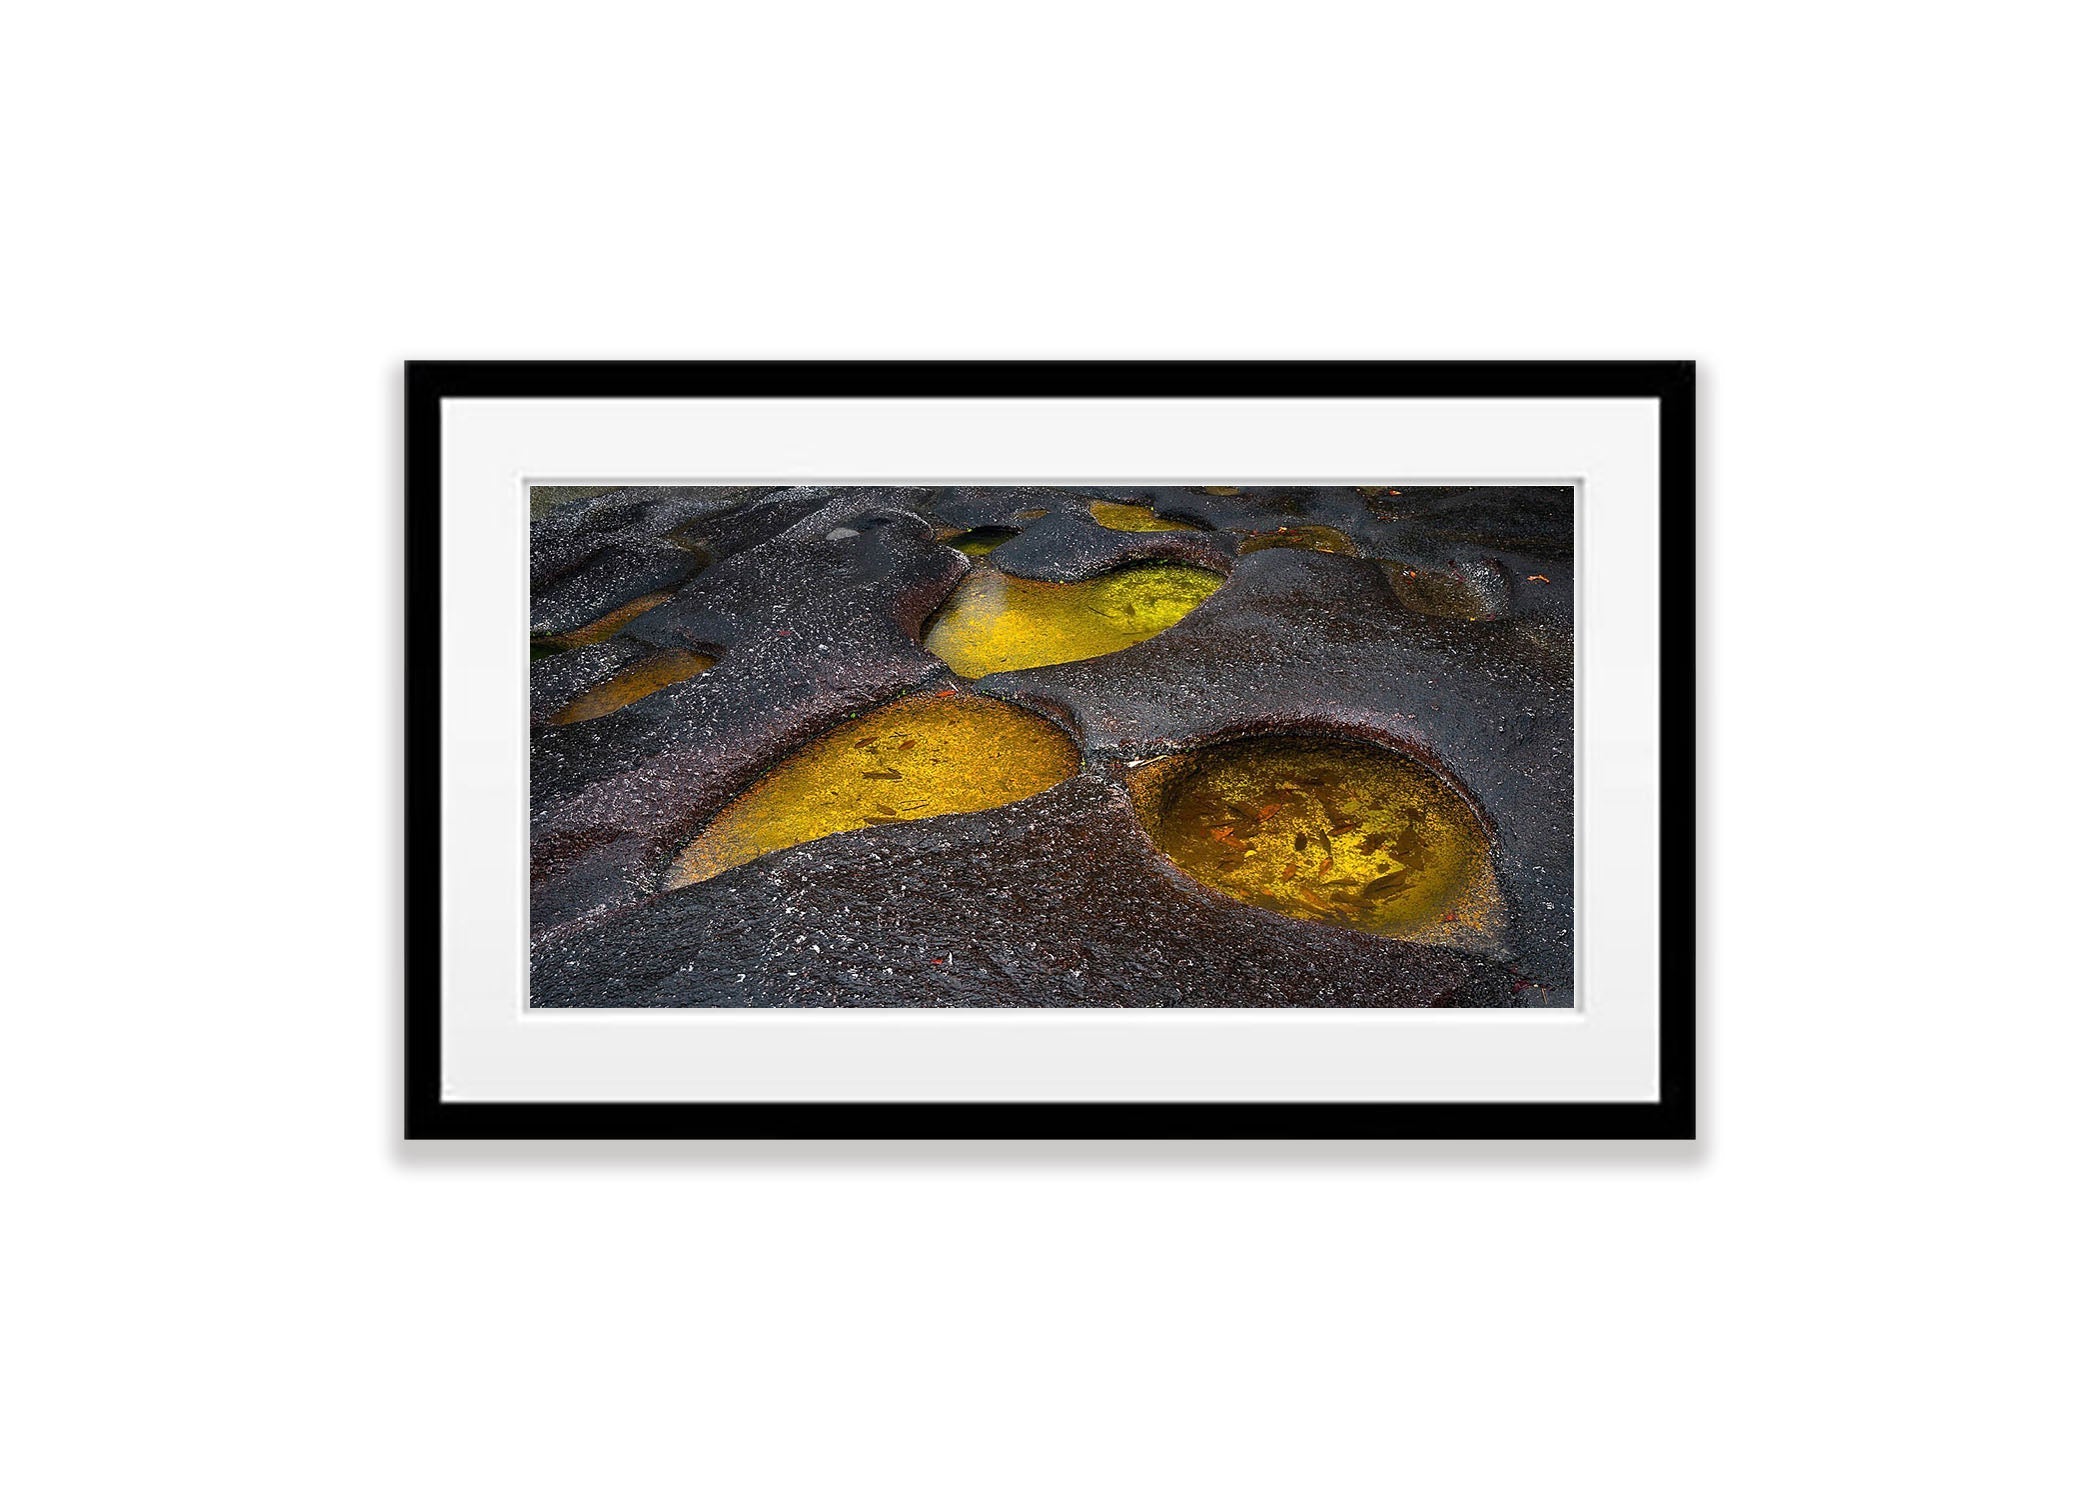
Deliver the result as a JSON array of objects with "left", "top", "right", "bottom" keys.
[
  {"left": 662, "top": 693, "right": 1079, "bottom": 889},
  {"left": 1133, "top": 735, "right": 1499, "bottom": 939},
  {"left": 920, "top": 562, "right": 1222, "bottom": 679},
  {"left": 1089, "top": 501, "right": 1204, "bottom": 533},
  {"left": 546, "top": 648, "right": 715, "bottom": 726}
]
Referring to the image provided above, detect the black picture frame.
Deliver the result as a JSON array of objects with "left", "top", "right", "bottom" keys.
[{"left": 406, "top": 360, "right": 1695, "bottom": 1140}]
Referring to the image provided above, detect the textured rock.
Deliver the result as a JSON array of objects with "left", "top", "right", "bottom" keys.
[
  {"left": 532, "top": 771, "right": 1507, "bottom": 1009},
  {"left": 974, "top": 547, "right": 1573, "bottom": 995},
  {"left": 986, "top": 506, "right": 1235, "bottom": 582},
  {"left": 529, "top": 491, "right": 969, "bottom": 943},
  {"left": 530, "top": 539, "right": 698, "bottom": 638}
]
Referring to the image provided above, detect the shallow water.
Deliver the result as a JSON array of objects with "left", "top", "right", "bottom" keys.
[
  {"left": 662, "top": 693, "right": 1079, "bottom": 889},
  {"left": 1378, "top": 562, "right": 1495, "bottom": 621},
  {"left": 1238, "top": 524, "right": 1358, "bottom": 557},
  {"left": 920, "top": 562, "right": 1221, "bottom": 679},
  {"left": 950, "top": 527, "right": 1018, "bottom": 557},
  {"left": 546, "top": 648, "right": 715, "bottom": 725},
  {"left": 1134, "top": 735, "right": 1498, "bottom": 939},
  {"left": 1088, "top": 500, "right": 1204, "bottom": 533},
  {"left": 538, "top": 591, "right": 676, "bottom": 650}
]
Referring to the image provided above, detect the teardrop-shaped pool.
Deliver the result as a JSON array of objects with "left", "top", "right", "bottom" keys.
[
  {"left": 921, "top": 561, "right": 1221, "bottom": 679},
  {"left": 546, "top": 647, "right": 715, "bottom": 725},
  {"left": 663, "top": 692, "right": 1079, "bottom": 889}
]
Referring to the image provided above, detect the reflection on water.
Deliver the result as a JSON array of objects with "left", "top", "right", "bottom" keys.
[
  {"left": 547, "top": 648, "right": 715, "bottom": 725},
  {"left": 921, "top": 562, "right": 1221, "bottom": 679},
  {"left": 1134, "top": 735, "right": 1498, "bottom": 939},
  {"left": 663, "top": 693, "right": 1078, "bottom": 889},
  {"left": 1238, "top": 525, "right": 1358, "bottom": 557}
]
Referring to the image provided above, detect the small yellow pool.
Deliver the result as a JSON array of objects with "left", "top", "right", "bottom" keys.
[{"left": 921, "top": 562, "right": 1221, "bottom": 679}]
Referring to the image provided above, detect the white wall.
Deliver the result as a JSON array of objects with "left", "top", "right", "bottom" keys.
[{"left": 7, "top": 3, "right": 2093, "bottom": 1496}]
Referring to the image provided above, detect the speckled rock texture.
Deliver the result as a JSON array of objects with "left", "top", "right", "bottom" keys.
[
  {"left": 528, "top": 485, "right": 1574, "bottom": 1005},
  {"left": 986, "top": 505, "right": 1237, "bottom": 581}
]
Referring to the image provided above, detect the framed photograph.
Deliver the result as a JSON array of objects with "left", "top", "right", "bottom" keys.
[{"left": 406, "top": 361, "right": 1693, "bottom": 1139}]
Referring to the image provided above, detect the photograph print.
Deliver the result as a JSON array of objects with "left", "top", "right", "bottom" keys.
[{"left": 528, "top": 482, "right": 1574, "bottom": 1010}]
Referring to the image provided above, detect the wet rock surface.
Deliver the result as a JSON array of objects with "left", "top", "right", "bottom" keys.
[
  {"left": 528, "top": 485, "right": 1574, "bottom": 1005},
  {"left": 988, "top": 506, "right": 1235, "bottom": 582},
  {"left": 975, "top": 549, "right": 1572, "bottom": 994},
  {"left": 528, "top": 489, "right": 966, "bottom": 945},
  {"left": 532, "top": 772, "right": 1506, "bottom": 1008}
]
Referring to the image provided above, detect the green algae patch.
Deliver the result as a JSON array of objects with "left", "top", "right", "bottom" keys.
[
  {"left": 1132, "top": 735, "right": 1501, "bottom": 941},
  {"left": 921, "top": 562, "right": 1222, "bottom": 679},
  {"left": 663, "top": 693, "right": 1077, "bottom": 889},
  {"left": 1089, "top": 500, "right": 1204, "bottom": 533},
  {"left": 547, "top": 648, "right": 714, "bottom": 726},
  {"left": 1238, "top": 525, "right": 1358, "bottom": 557}
]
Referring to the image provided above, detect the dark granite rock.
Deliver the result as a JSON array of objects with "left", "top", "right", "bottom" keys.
[
  {"left": 529, "top": 486, "right": 870, "bottom": 638},
  {"left": 530, "top": 486, "right": 775, "bottom": 590},
  {"left": 530, "top": 539, "right": 698, "bottom": 638},
  {"left": 530, "top": 635, "right": 658, "bottom": 727},
  {"left": 1365, "top": 486, "right": 1575, "bottom": 558},
  {"left": 531, "top": 770, "right": 1512, "bottom": 1008},
  {"left": 983, "top": 506, "right": 1235, "bottom": 582},
  {"left": 529, "top": 492, "right": 970, "bottom": 944},
  {"left": 916, "top": 486, "right": 1089, "bottom": 531}
]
